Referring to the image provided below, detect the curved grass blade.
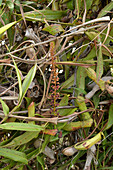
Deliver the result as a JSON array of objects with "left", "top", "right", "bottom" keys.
[
  {"left": 12, "top": 57, "right": 22, "bottom": 102},
  {"left": 10, "top": 63, "right": 37, "bottom": 113}
]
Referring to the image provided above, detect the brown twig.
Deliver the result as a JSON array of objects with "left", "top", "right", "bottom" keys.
[{"left": 0, "top": 109, "right": 94, "bottom": 124}]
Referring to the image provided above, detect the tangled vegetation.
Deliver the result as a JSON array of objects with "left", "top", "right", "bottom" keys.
[{"left": 0, "top": 0, "right": 113, "bottom": 169}]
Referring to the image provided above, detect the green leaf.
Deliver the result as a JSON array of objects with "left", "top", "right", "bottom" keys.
[
  {"left": 0, "top": 160, "right": 16, "bottom": 170},
  {"left": 85, "top": 31, "right": 99, "bottom": 41},
  {"left": 75, "top": 88, "right": 87, "bottom": 95},
  {"left": 83, "top": 46, "right": 96, "bottom": 61},
  {"left": 76, "top": 67, "right": 86, "bottom": 93},
  {"left": 10, "top": 63, "right": 37, "bottom": 113},
  {"left": 59, "top": 94, "right": 69, "bottom": 106},
  {"left": 99, "top": 167, "right": 113, "bottom": 170},
  {"left": 28, "top": 102, "right": 35, "bottom": 124},
  {"left": 0, "top": 21, "right": 17, "bottom": 35},
  {"left": 0, "top": 98, "right": 9, "bottom": 116},
  {"left": 58, "top": 95, "right": 77, "bottom": 116},
  {"left": 98, "top": 1, "right": 113, "bottom": 17},
  {"left": 41, "top": 135, "right": 50, "bottom": 152},
  {"left": 69, "top": 151, "right": 86, "bottom": 169},
  {"left": 6, "top": 0, "right": 14, "bottom": 12},
  {"left": 0, "top": 122, "right": 45, "bottom": 131},
  {"left": 23, "top": 10, "right": 67, "bottom": 21},
  {"left": 105, "top": 104, "right": 113, "bottom": 130},
  {"left": 43, "top": 24, "right": 64, "bottom": 35},
  {"left": 27, "top": 148, "right": 40, "bottom": 160},
  {"left": 1, "top": 11, "right": 15, "bottom": 46},
  {"left": 65, "top": 65, "right": 70, "bottom": 80},
  {"left": 20, "top": 63, "right": 37, "bottom": 102},
  {"left": 67, "top": 0, "right": 74, "bottom": 10},
  {"left": 74, "top": 132, "right": 103, "bottom": 150},
  {"left": 0, "top": 0, "right": 2, "bottom": 6},
  {"left": 60, "top": 74, "right": 74, "bottom": 89},
  {"left": 0, "top": 148, "right": 28, "bottom": 164},
  {"left": 76, "top": 96, "right": 91, "bottom": 120},
  {"left": 22, "top": 1, "right": 36, "bottom": 5},
  {"left": 3, "top": 131, "right": 39, "bottom": 148},
  {"left": 60, "top": 0, "right": 70, "bottom": 4},
  {"left": 93, "top": 92, "right": 100, "bottom": 109},
  {"left": 86, "top": 0, "right": 93, "bottom": 10},
  {"left": 28, "top": 102, "right": 35, "bottom": 117},
  {"left": 50, "top": 131, "right": 68, "bottom": 142},
  {"left": 86, "top": 67, "right": 105, "bottom": 91},
  {"left": 63, "top": 119, "right": 93, "bottom": 131}
]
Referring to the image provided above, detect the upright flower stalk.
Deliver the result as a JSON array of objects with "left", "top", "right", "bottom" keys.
[{"left": 49, "top": 41, "right": 60, "bottom": 115}]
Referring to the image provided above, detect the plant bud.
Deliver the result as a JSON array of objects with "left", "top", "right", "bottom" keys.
[{"left": 62, "top": 146, "right": 77, "bottom": 156}]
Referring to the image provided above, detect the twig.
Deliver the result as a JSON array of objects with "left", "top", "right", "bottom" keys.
[
  {"left": 102, "top": 44, "right": 113, "bottom": 57},
  {"left": 0, "top": 76, "right": 25, "bottom": 97},
  {"left": 0, "top": 23, "right": 107, "bottom": 58},
  {"left": 83, "top": 0, "right": 87, "bottom": 23},
  {"left": 45, "top": 0, "right": 54, "bottom": 9},
  {"left": 0, "top": 109, "right": 94, "bottom": 124},
  {"left": 65, "top": 16, "right": 110, "bottom": 34},
  {"left": 8, "top": 114, "right": 58, "bottom": 124},
  {"left": 46, "top": 61, "right": 95, "bottom": 67}
]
